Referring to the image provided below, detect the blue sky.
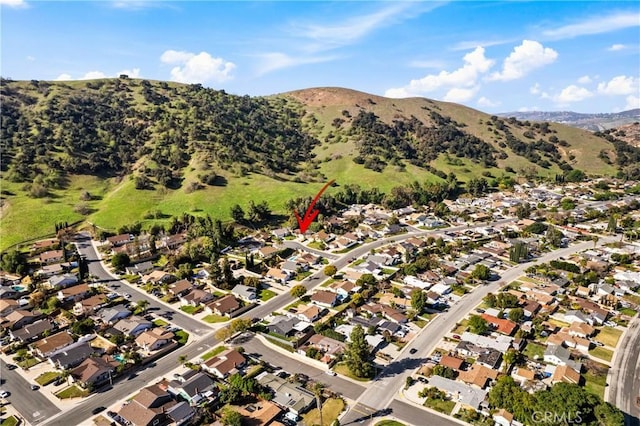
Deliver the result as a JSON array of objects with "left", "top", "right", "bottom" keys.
[{"left": 2, "top": 1, "right": 639, "bottom": 113}]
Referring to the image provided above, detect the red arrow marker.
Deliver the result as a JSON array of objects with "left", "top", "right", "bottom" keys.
[{"left": 295, "top": 179, "right": 335, "bottom": 234}]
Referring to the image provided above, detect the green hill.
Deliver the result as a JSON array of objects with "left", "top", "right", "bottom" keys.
[{"left": 0, "top": 78, "right": 634, "bottom": 250}]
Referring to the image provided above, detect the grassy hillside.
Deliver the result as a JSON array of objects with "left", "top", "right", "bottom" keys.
[{"left": 0, "top": 80, "right": 626, "bottom": 251}]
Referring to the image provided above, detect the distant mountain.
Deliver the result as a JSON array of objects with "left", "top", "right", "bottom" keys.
[{"left": 498, "top": 109, "right": 640, "bottom": 131}]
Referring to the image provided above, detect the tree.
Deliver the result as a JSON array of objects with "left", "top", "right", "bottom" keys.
[
  {"left": 215, "top": 326, "right": 233, "bottom": 342},
  {"left": 0, "top": 250, "right": 27, "bottom": 275},
  {"left": 230, "top": 318, "right": 252, "bottom": 334},
  {"left": 230, "top": 204, "right": 245, "bottom": 223},
  {"left": 468, "top": 315, "right": 489, "bottom": 334},
  {"left": 471, "top": 264, "right": 491, "bottom": 281},
  {"left": 178, "top": 355, "right": 187, "bottom": 365},
  {"left": 432, "top": 365, "right": 456, "bottom": 379},
  {"left": 345, "top": 325, "right": 373, "bottom": 378},
  {"left": 221, "top": 407, "right": 243, "bottom": 426},
  {"left": 136, "top": 299, "right": 149, "bottom": 315},
  {"left": 46, "top": 296, "right": 60, "bottom": 311},
  {"left": 71, "top": 318, "right": 94, "bottom": 335},
  {"left": 290, "top": 284, "right": 307, "bottom": 299},
  {"left": 607, "top": 215, "right": 617, "bottom": 234},
  {"left": 508, "top": 308, "right": 524, "bottom": 323},
  {"left": 410, "top": 288, "right": 425, "bottom": 313},
  {"left": 509, "top": 242, "right": 528, "bottom": 263},
  {"left": 313, "top": 381, "right": 325, "bottom": 426},
  {"left": 111, "top": 252, "right": 130, "bottom": 271},
  {"left": 484, "top": 293, "right": 497, "bottom": 308},
  {"left": 323, "top": 265, "right": 337, "bottom": 277}
]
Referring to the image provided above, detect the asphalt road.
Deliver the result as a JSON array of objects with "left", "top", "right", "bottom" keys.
[
  {"left": 75, "top": 233, "right": 212, "bottom": 336},
  {"left": 351, "top": 237, "right": 618, "bottom": 412},
  {"left": 607, "top": 316, "right": 640, "bottom": 426},
  {"left": 389, "top": 400, "right": 461, "bottom": 426},
  {"left": 0, "top": 359, "right": 60, "bottom": 424},
  {"left": 43, "top": 331, "right": 216, "bottom": 426}
]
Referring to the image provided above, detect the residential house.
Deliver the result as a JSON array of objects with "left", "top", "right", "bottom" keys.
[
  {"left": 281, "top": 260, "right": 305, "bottom": 275},
  {"left": 298, "top": 334, "right": 346, "bottom": 363},
  {"left": 296, "top": 305, "right": 323, "bottom": 323},
  {"left": 512, "top": 367, "right": 536, "bottom": 385},
  {"left": 106, "top": 234, "right": 133, "bottom": 247},
  {"left": 57, "top": 283, "right": 91, "bottom": 303},
  {"left": 113, "top": 316, "right": 153, "bottom": 337},
  {"left": 98, "top": 304, "right": 131, "bottom": 324},
  {"left": 493, "top": 409, "right": 514, "bottom": 426},
  {"left": 10, "top": 319, "right": 55, "bottom": 343},
  {"left": 312, "top": 230, "right": 335, "bottom": 244},
  {"left": 2, "top": 309, "right": 39, "bottom": 330},
  {"left": 39, "top": 250, "right": 65, "bottom": 265},
  {"left": 439, "top": 355, "right": 464, "bottom": 371},
  {"left": 550, "top": 364, "right": 582, "bottom": 385},
  {"left": 477, "top": 348, "right": 503, "bottom": 369},
  {"left": 257, "top": 373, "right": 315, "bottom": 415},
  {"left": 0, "top": 299, "right": 19, "bottom": 317},
  {"left": 160, "top": 233, "right": 188, "bottom": 251},
  {"left": 522, "top": 300, "right": 541, "bottom": 318},
  {"left": 481, "top": 314, "right": 517, "bottom": 335},
  {"left": 141, "top": 270, "right": 176, "bottom": 285},
  {"left": 272, "top": 228, "right": 290, "bottom": 239},
  {"left": 202, "top": 348, "right": 246, "bottom": 378},
  {"left": 564, "top": 310, "right": 590, "bottom": 324},
  {"left": 166, "top": 402, "right": 196, "bottom": 426},
  {"left": 204, "top": 294, "right": 240, "bottom": 317},
  {"left": 267, "top": 316, "right": 298, "bottom": 337},
  {"left": 568, "top": 322, "right": 595, "bottom": 338},
  {"left": 73, "top": 294, "right": 106, "bottom": 316},
  {"left": 310, "top": 290, "right": 339, "bottom": 308},
  {"left": 135, "top": 328, "right": 174, "bottom": 352},
  {"left": 30, "top": 238, "right": 59, "bottom": 252},
  {"left": 237, "top": 401, "right": 282, "bottom": 426},
  {"left": 49, "top": 342, "right": 94, "bottom": 370},
  {"left": 167, "top": 279, "right": 193, "bottom": 298},
  {"left": 48, "top": 274, "right": 78, "bottom": 289},
  {"left": 179, "top": 289, "right": 214, "bottom": 307},
  {"left": 168, "top": 370, "right": 217, "bottom": 406},
  {"left": 71, "top": 355, "right": 119, "bottom": 389},
  {"left": 32, "top": 331, "right": 75, "bottom": 358},
  {"left": 544, "top": 344, "right": 575, "bottom": 367},
  {"left": 458, "top": 364, "right": 499, "bottom": 389},
  {"left": 329, "top": 280, "right": 361, "bottom": 299},
  {"left": 266, "top": 268, "right": 292, "bottom": 283},
  {"left": 125, "top": 261, "right": 155, "bottom": 276},
  {"left": 258, "top": 246, "right": 279, "bottom": 259},
  {"left": 118, "top": 384, "right": 175, "bottom": 426},
  {"left": 231, "top": 284, "right": 257, "bottom": 301},
  {"left": 426, "top": 375, "right": 487, "bottom": 409}
]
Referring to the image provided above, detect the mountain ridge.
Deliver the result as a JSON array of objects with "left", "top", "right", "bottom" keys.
[{"left": 498, "top": 109, "right": 640, "bottom": 131}]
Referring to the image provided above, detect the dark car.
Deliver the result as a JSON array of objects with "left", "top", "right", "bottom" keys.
[
  {"left": 30, "top": 384, "right": 40, "bottom": 391},
  {"left": 5, "top": 364, "right": 17, "bottom": 370},
  {"left": 91, "top": 406, "right": 106, "bottom": 415},
  {"left": 409, "top": 348, "right": 417, "bottom": 354}
]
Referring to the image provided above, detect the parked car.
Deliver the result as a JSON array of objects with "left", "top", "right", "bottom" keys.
[
  {"left": 5, "top": 363, "right": 17, "bottom": 370},
  {"left": 325, "top": 370, "right": 337, "bottom": 376},
  {"left": 409, "top": 348, "right": 418, "bottom": 354},
  {"left": 30, "top": 384, "right": 40, "bottom": 391},
  {"left": 0, "top": 390, "right": 9, "bottom": 398},
  {"left": 91, "top": 406, "right": 106, "bottom": 415},
  {"left": 123, "top": 293, "right": 132, "bottom": 299},
  {"left": 452, "top": 334, "right": 461, "bottom": 339}
]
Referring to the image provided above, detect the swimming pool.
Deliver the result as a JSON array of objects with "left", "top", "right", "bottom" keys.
[
  {"left": 11, "top": 285, "right": 27, "bottom": 292},
  {"left": 114, "top": 354, "right": 126, "bottom": 363}
]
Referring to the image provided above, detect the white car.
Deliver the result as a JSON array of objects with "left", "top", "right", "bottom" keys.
[
  {"left": 123, "top": 293, "right": 132, "bottom": 299},
  {"left": 0, "top": 390, "right": 9, "bottom": 398},
  {"left": 325, "top": 370, "right": 337, "bottom": 376}
]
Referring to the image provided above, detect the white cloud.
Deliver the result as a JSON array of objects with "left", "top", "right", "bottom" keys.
[
  {"left": 477, "top": 96, "right": 500, "bottom": 108},
  {"left": 625, "top": 95, "right": 640, "bottom": 110},
  {"left": 26, "top": 55, "right": 35, "bottom": 61},
  {"left": 82, "top": 71, "right": 107, "bottom": 79},
  {"left": 530, "top": 83, "right": 541, "bottom": 95},
  {"left": 385, "top": 46, "right": 494, "bottom": 98},
  {"left": 518, "top": 106, "right": 540, "bottom": 112},
  {"left": 489, "top": 40, "right": 558, "bottom": 81},
  {"left": 117, "top": 68, "right": 141, "bottom": 78},
  {"left": 255, "top": 52, "right": 336, "bottom": 76},
  {"left": 543, "top": 11, "right": 640, "bottom": 39},
  {"left": 577, "top": 75, "right": 592, "bottom": 84},
  {"left": 597, "top": 75, "right": 639, "bottom": 95},
  {"left": 160, "top": 50, "right": 235, "bottom": 84},
  {"left": 0, "top": 0, "right": 28, "bottom": 8},
  {"left": 55, "top": 73, "right": 72, "bottom": 81},
  {"left": 554, "top": 85, "right": 593, "bottom": 103},
  {"left": 451, "top": 38, "right": 515, "bottom": 51},
  {"left": 608, "top": 44, "right": 626, "bottom": 51},
  {"left": 443, "top": 87, "right": 478, "bottom": 103}
]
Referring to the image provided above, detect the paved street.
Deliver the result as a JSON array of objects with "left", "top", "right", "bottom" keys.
[
  {"left": 607, "top": 316, "right": 640, "bottom": 426},
  {"left": 0, "top": 359, "right": 60, "bottom": 424},
  {"left": 75, "top": 233, "right": 212, "bottom": 336},
  {"left": 389, "top": 400, "right": 462, "bottom": 426}
]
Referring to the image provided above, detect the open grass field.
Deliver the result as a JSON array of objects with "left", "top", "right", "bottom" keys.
[
  {"left": 302, "top": 398, "right": 345, "bottom": 426},
  {"left": 523, "top": 342, "right": 546, "bottom": 360},
  {"left": 595, "top": 326, "right": 623, "bottom": 347}
]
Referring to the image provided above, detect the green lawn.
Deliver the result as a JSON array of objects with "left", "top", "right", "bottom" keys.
[
  {"left": 264, "top": 336, "right": 294, "bottom": 352},
  {"left": 16, "top": 356, "right": 40, "bottom": 369},
  {"left": 1, "top": 416, "right": 18, "bottom": 426},
  {"left": 202, "top": 314, "right": 229, "bottom": 323},
  {"left": 152, "top": 319, "right": 169, "bottom": 327},
  {"left": 259, "top": 288, "right": 277, "bottom": 301},
  {"left": 333, "top": 362, "right": 371, "bottom": 382},
  {"left": 523, "top": 342, "right": 546, "bottom": 360},
  {"left": 413, "top": 318, "right": 427, "bottom": 328},
  {"left": 595, "top": 327, "right": 623, "bottom": 347},
  {"left": 619, "top": 307, "right": 637, "bottom": 317},
  {"left": 589, "top": 346, "right": 614, "bottom": 362},
  {"left": 174, "top": 330, "right": 189, "bottom": 344},
  {"left": 201, "top": 345, "right": 227, "bottom": 361},
  {"left": 55, "top": 385, "right": 89, "bottom": 399},
  {"left": 179, "top": 305, "right": 203, "bottom": 315},
  {"left": 35, "top": 371, "right": 61, "bottom": 386},
  {"left": 303, "top": 398, "right": 345, "bottom": 426},
  {"left": 423, "top": 398, "right": 456, "bottom": 415},
  {"left": 583, "top": 364, "right": 609, "bottom": 399}
]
